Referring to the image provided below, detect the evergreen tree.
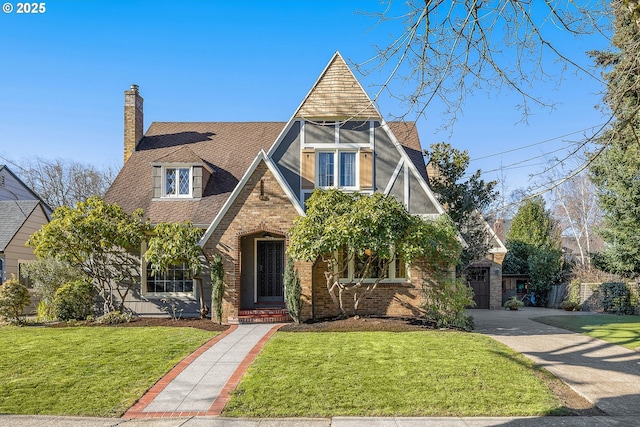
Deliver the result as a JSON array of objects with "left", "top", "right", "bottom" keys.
[
  {"left": 503, "top": 197, "right": 562, "bottom": 305},
  {"left": 590, "top": 1, "right": 640, "bottom": 277},
  {"left": 425, "top": 142, "right": 498, "bottom": 271}
]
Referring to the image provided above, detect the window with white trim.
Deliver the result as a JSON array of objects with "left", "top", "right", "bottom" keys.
[
  {"left": 338, "top": 247, "right": 407, "bottom": 282},
  {"left": 146, "top": 262, "right": 194, "bottom": 293},
  {"left": 316, "top": 150, "right": 357, "bottom": 190},
  {"left": 164, "top": 167, "right": 192, "bottom": 198}
]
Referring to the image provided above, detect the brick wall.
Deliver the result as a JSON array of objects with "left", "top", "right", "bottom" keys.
[
  {"left": 311, "top": 257, "right": 433, "bottom": 319},
  {"left": 202, "top": 161, "right": 305, "bottom": 323}
]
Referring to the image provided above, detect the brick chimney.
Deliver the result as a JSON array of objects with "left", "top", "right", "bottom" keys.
[
  {"left": 124, "top": 84, "right": 143, "bottom": 163},
  {"left": 494, "top": 219, "right": 504, "bottom": 242}
]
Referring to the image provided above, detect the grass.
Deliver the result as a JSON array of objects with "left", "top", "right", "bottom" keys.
[
  {"left": 223, "top": 331, "right": 563, "bottom": 417},
  {"left": 533, "top": 314, "right": 640, "bottom": 350},
  {"left": 0, "top": 326, "right": 217, "bottom": 417}
]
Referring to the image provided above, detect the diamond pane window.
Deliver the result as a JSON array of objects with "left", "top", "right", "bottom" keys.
[
  {"left": 165, "top": 168, "right": 177, "bottom": 195},
  {"left": 178, "top": 168, "right": 190, "bottom": 195},
  {"left": 164, "top": 167, "right": 191, "bottom": 197}
]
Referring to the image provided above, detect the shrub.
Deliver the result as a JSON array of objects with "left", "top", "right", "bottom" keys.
[
  {"left": 561, "top": 300, "right": 581, "bottom": 311},
  {"left": 422, "top": 276, "right": 474, "bottom": 330},
  {"left": 159, "top": 298, "right": 183, "bottom": 321},
  {"left": 284, "top": 258, "right": 302, "bottom": 323},
  {"left": 20, "top": 258, "right": 83, "bottom": 321},
  {"left": 600, "top": 282, "right": 634, "bottom": 314},
  {"left": 561, "top": 279, "right": 582, "bottom": 311},
  {"left": 53, "top": 280, "right": 95, "bottom": 321},
  {"left": 504, "top": 296, "right": 524, "bottom": 310},
  {"left": 94, "top": 311, "right": 132, "bottom": 325},
  {"left": 0, "top": 276, "right": 31, "bottom": 324},
  {"left": 210, "top": 253, "right": 225, "bottom": 324}
]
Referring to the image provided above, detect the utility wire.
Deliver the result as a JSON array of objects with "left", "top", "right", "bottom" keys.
[{"left": 469, "top": 124, "right": 604, "bottom": 162}]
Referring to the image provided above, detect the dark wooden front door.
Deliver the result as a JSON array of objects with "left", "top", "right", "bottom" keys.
[
  {"left": 467, "top": 267, "right": 490, "bottom": 309},
  {"left": 256, "top": 240, "right": 284, "bottom": 302}
]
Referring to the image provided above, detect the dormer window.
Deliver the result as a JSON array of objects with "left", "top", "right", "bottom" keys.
[{"left": 163, "top": 166, "right": 192, "bottom": 198}]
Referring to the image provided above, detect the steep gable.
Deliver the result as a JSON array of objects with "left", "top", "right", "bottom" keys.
[{"left": 294, "top": 52, "right": 381, "bottom": 120}]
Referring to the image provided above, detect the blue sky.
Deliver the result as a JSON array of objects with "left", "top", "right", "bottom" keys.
[{"left": 0, "top": 1, "right": 610, "bottom": 194}]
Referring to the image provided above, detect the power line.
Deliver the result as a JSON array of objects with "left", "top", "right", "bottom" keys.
[{"left": 468, "top": 124, "right": 605, "bottom": 162}]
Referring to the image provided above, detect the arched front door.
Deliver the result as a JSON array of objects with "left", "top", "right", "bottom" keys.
[{"left": 255, "top": 239, "right": 285, "bottom": 303}]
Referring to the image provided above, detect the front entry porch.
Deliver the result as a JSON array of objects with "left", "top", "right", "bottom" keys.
[{"left": 237, "top": 232, "right": 291, "bottom": 324}]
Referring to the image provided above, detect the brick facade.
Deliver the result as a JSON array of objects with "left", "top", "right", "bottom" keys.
[
  {"left": 202, "top": 160, "right": 312, "bottom": 323},
  {"left": 311, "top": 257, "right": 438, "bottom": 319},
  {"left": 201, "top": 158, "right": 449, "bottom": 322}
]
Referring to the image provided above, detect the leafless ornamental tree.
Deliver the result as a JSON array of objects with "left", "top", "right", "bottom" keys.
[
  {"left": 19, "top": 158, "right": 116, "bottom": 209},
  {"left": 357, "top": 1, "right": 610, "bottom": 124}
]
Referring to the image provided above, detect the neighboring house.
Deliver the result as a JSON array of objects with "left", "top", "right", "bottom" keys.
[
  {"left": 0, "top": 165, "right": 51, "bottom": 296},
  {"left": 106, "top": 52, "right": 502, "bottom": 322},
  {"left": 465, "top": 217, "right": 507, "bottom": 309}
]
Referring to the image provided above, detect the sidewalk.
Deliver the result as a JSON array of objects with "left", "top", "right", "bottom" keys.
[
  {"left": 2, "top": 415, "right": 640, "bottom": 426},
  {"left": 472, "top": 307, "right": 640, "bottom": 417}
]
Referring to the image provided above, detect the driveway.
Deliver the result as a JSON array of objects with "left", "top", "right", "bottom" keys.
[{"left": 472, "top": 307, "right": 640, "bottom": 416}]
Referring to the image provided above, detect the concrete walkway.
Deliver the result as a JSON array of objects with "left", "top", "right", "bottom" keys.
[
  {"left": 125, "top": 323, "right": 282, "bottom": 418},
  {"left": 473, "top": 307, "right": 640, "bottom": 417}
]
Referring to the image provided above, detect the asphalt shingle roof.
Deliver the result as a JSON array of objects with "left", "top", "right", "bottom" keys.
[
  {"left": 105, "top": 121, "right": 427, "bottom": 226},
  {"left": 0, "top": 200, "right": 39, "bottom": 251}
]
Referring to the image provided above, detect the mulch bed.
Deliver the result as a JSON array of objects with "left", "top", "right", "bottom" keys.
[
  {"left": 279, "top": 315, "right": 437, "bottom": 332},
  {"left": 39, "top": 316, "right": 229, "bottom": 332}
]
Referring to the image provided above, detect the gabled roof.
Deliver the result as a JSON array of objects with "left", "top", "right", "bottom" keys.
[
  {"left": 104, "top": 122, "right": 284, "bottom": 226},
  {"left": 200, "top": 150, "right": 305, "bottom": 245},
  {"left": 0, "top": 165, "right": 53, "bottom": 217},
  {"left": 294, "top": 52, "right": 381, "bottom": 120},
  {"left": 0, "top": 200, "right": 39, "bottom": 251}
]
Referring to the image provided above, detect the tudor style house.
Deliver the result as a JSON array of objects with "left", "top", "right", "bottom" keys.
[{"left": 105, "top": 52, "right": 504, "bottom": 322}]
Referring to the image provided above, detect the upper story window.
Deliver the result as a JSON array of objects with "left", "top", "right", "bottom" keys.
[
  {"left": 300, "top": 120, "right": 375, "bottom": 195},
  {"left": 317, "top": 150, "right": 357, "bottom": 190},
  {"left": 164, "top": 167, "right": 192, "bottom": 198}
]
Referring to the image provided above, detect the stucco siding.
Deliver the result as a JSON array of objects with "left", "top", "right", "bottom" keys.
[
  {"left": 408, "top": 169, "right": 439, "bottom": 215},
  {"left": 271, "top": 122, "right": 301, "bottom": 199},
  {"left": 374, "top": 124, "right": 402, "bottom": 192}
]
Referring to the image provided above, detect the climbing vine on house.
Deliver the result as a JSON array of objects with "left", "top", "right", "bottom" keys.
[{"left": 287, "top": 189, "right": 460, "bottom": 318}]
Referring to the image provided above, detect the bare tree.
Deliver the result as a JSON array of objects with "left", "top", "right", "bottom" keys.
[
  {"left": 550, "top": 171, "right": 603, "bottom": 269},
  {"left": 357, "top": 1, "right": 610, "bottom": 125},
  {"left": 19, "top": 158, "right": 116, "bottom": 209}
]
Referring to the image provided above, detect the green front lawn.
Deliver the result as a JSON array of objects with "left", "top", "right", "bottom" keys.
[
  {"left": 223, "top": 331, "right": 563, "bottom": 417},
  {"left": 533, "top": 314, "right": 640, "bottom": 350},
  {"left": 0, "top": 326, "right": 217, "bottom": 417}
]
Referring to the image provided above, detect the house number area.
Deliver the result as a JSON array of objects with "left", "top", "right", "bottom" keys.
[{"left": 2, "top": 2, "right": 46, "bottom": 13}]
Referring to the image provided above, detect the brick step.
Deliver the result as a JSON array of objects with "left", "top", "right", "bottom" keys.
[
  {"left": 238, "top": 308, "right": 288, "bottom": 316},
  {"left": 236, "top": 308, "right": 291, "bottom": 324},
  {"left": 237, "top": 315, "right": 291, "bottom": 324}
]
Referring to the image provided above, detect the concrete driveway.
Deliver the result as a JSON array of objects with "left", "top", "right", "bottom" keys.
[{"left": 472, "top": 307, "right": 640, "bottom": 417}]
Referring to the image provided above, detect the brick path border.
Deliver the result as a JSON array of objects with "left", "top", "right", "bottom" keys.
[{"left": 123, "top": 323, "right": 283, "bottom": 419}]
